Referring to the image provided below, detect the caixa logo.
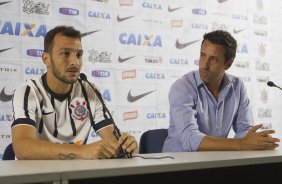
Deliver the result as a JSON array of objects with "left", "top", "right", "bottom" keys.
[
  {"left": 191, "top": 23, "right": 208, "bottom": 30},
  {"left": 26, "top": 49, "right": 43, "bottom": 57},
  {"left": 170, "top": 58, "right": 189, "bottom": 65},
  {"left": 142, "top": 2, "right": 162, "bottom": 10},
  {"left": 147, "top": 112, "right": 166, "bottom": 119},
  {"left": 145, "top": 72, "right": 165, "bottom": 79},
  {"left": 25, "top": 67, "right": 45, "bottom": 75},
  {"left": 192, "top": 8, "right": 207, "bottom": 15},
  {"left": 119, "top": 32, "right": 162, "bottom": 47},
  {"left": 0, "top": 21, "right": 47, "bottom": 37},
  {"left": 88, "top": 11, "right": 111, "bottom": 20},
  {"left": 59, "top": 8, "right": 79, "bottom": 15},
  {"left": 92, "top": 70, "right": 110, "bottom": 77}
]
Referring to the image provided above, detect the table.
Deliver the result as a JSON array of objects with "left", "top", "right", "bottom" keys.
[{"left": 1, "top": 147, "right": 282, "bottom": 184}]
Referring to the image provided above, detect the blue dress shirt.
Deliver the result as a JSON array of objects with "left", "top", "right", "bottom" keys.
[{"left": 162, "top": 70, "right": 253, "bottom": 152}]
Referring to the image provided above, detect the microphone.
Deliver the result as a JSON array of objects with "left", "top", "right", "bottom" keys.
[
  {"left": 80, "top": 73, "right": 131, "bottom": 158},
  {"left": 267, "top": 81, "right": 282, "bottom": 91}
]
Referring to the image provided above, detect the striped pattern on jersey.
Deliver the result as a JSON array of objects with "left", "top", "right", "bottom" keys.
[{"left": 12, "top": 74, "right": 113, "bottom": 144}]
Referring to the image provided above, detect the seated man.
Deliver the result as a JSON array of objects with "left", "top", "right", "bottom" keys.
[
  {"left": 12, "top": 25, "right": 138, "bottom": 159},
  {"left": 163, "top": 30, "right": 279, "bottom": 152}
]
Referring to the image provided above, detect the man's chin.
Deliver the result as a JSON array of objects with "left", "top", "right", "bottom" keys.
[
  {"left": 200, "top": 73, "right": 208, "bottom": 82},
  {"left": 59, "top": 77, "right": 78, "bottom": 84},
  {"left": 66, "top": 73, "right": 79, "bottom": 83},
  {"left": 68, "top": 77, "right": 78, "bottom": 84}
]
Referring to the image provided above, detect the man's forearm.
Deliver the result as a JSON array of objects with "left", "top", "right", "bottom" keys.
[
  {"left": 198, "top": 135, "right": 241, "bottom": 151},
  {"left": 14, "top": 138, "right": 82, "bottom": 160}
]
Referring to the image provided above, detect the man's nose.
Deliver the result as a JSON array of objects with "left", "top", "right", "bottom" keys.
[{"left": 69, "top": 53, "right": 79, "bottom": 65}]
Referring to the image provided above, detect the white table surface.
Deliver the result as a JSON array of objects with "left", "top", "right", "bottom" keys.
[{"left": 1, "top": 147, "right": 282, "bottom": 183}]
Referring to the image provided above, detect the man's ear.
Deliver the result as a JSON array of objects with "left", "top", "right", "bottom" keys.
[
  {"left": 42, "top": 52, "right": 50, "bottom": 68},
  {"left": 225, "top": 59, "right": 233, "bottom": 70}
]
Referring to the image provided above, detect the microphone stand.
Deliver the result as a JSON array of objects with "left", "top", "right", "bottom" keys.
[{"left": 80, "top": 73, "right": 131, "bottom": 158}]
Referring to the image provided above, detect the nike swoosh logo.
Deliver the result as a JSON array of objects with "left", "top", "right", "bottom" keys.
[
  {"left": 118, "top": 56, "right": 136, "bottom": 63},
  {"left": 127, "top": 90, "right": 156, "bottom": 102},
  {"left": 168, "top": 6, "right": 182, "bottom": 12},
  {"left": 42, "top": 110, "right": 54, "bottom": 115},
  {"left": 175, "top": 39, "right": 200, "bottom": 49},
  {"left": 0, "top": 87, "right": 13, "bottom": 102},
  {"left": 233, "top": 28, "right": 245, "bottom": 34},
  {"left": 0, "top": 47, "right": 13, "bottom": 53},
  {"left": 0, "top": 1, "right": 12, "bottom": 6},
  {"left": 117, "top": 14, "right": 134, "bottom": 22},
  {"left": 80, "top": 30, "right": 100, "bottom": 37}
]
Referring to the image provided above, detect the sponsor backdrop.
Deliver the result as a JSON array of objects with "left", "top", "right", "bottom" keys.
[{"left": 1, "top": 0, "right": 282, "bottom": 158}]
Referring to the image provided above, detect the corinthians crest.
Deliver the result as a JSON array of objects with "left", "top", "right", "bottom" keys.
[
  {"left": 70, "top": 100, "right": 89, "bottom": 121},
  {"left": 23, "top": 0, "right": 50, "bottom": 15},
  {"left": 88, "top": 49, "right": 112, "bottom": 63}
]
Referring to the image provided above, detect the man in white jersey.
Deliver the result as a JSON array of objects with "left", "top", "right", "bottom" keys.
[{"left": 11, "top": 25, "right": 138, "bottom": 159}]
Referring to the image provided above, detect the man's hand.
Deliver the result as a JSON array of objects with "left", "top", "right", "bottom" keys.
[
  {"left": 119, "top": 132, "right": 139, "bottom": 155},
  {"left": 239, "top": 124, "right": 280, "bottom": 150},
  {"left": 83, "top": 140, "right": 120, "bottom": 159}
]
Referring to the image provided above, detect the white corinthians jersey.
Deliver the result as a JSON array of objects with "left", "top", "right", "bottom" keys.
[{"left": 12, "top": 74, "right": 114, "bottom": 145}]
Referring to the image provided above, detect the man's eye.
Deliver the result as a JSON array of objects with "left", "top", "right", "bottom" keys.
[
  {"left": 211, "top": 58, "right": 219, "bottom": 63},
  {"left": 76, "top": 53, "right": 83, "bottom": 58},
  {"left": 63, "top": 52, "right": 70, "bottom": 56}
]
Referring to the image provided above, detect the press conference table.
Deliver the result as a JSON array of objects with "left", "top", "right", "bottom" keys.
[{"left": 1, "top": 147, "right": 282, "bottom": 184}]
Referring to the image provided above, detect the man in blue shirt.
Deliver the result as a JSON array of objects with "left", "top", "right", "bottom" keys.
[{"left": 163, "top": 30, "right": 280, "bottom": 152}]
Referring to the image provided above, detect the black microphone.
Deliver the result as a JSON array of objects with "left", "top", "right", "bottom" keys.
[
  {"left": 80, "top": 73, "right": 131, "bottom": 158},
  {"left": 267, "top": 81, "right": 282, "bottom": 91}
]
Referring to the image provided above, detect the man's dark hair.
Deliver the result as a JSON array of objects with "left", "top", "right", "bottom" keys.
[
  {"left": 44, "top": 25, "right": 81, "bottom": 52},
  {"left": 202, "top": 30, "right": 237, "bottom": 62}
]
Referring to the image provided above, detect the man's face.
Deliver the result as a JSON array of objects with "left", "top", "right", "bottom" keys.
[
  {"left": 45, "top": 33, "right": 83, "bottom": 84},
  {"left": 199, "top": 40, "right": 232, "bottom": 85}
]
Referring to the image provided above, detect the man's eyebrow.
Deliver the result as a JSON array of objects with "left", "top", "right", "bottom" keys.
[{"left": 60, "top": 48, "right": 83, "bottom": 52}]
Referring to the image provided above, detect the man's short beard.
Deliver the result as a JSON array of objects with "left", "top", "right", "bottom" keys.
[{"left": 50, "top": 58, "right": 78, "bottom": 84}]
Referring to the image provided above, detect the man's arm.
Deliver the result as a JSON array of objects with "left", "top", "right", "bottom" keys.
[
  {"left": 198, "top": 125, "right": 280, "bottom": 151},
  {"left": 12, "top": 125, "right": 120, "bottom": 160}
]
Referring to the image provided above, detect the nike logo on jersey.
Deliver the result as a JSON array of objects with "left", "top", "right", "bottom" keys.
[
  {"left": 168, "top": 6, "right": 182, "bottom": 12},
  {"left": 0, "top": 47, "right": 13, "bottom": 53},
  {"left": 118, "top": 56, "right": 136, "bottom": 63},
  {"left": 175, "top": 39, "right": 200, "bottom": 49},
  {"left": 42, "top": 110, "right": 54, "bottom": 115},
  {"left": 80, "top": 30, "right": 100, "bottom": 37},
  {"left": 117, "top": 15, "right": 134, "bottom": 22},
  {"left": 0, "top": 87, "right": 13, "bottom": 102},
  {"left": 127, "top": 90, "right": 156, "bottom": 102}
]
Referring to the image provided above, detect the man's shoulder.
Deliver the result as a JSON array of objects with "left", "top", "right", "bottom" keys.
[
  {"left": 173, "top": 71, "right": 197, "bottom": 86},
  {"left": 225, "top": 73, "right": 244, "bottom": 86},
  {"left": 14, "top": 78, "right": 42, "bottom": 91},
  {"left": 170, "top": 71, "right": 198, "bottom": 95}
]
